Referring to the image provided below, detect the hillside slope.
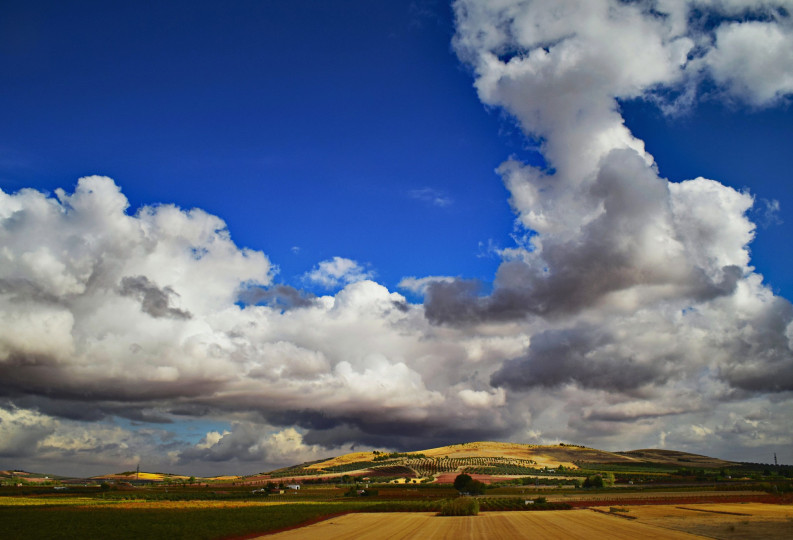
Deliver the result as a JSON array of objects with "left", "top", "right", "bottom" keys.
[
  {"left": 306, "top": 441, "right": 733, "bottom": 471},
  {"left": 252, "top": 441, "right": 736, "bottom": 483}
]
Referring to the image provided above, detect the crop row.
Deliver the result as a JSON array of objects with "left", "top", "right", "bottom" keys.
[
  {"left": 268, "top": 468, "right": 318, "bottom": 478},
  {"left": 323, "top": 461, "right": 380, "bottom": 473},
  {"left": 367, "top": 466, "right": 416, "bottom": 478},
  {"left": 465, "top": 465, "right": 556, "bottom": 476},
  {"left": 477, "top": 497, "right": 572, "bottom": 511},
  {"left": 319, "top": 456, "right": 538, "bottom": 477},
  {"left": 576, "top": 463, "right": 675, "bottom": 474}
]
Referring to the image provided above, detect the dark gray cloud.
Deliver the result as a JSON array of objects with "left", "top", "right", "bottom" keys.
[
  {"left": 0, "top": 354, "right": 225, "bottom": 403},
  {"left": 489, "top": 294, "right": 793, "bottom": 395},
  {"left": 179, "top": 423, "right": 265, "bottom": 463},
  {"left": 0, "top": 278, "right": 61, "bottom": 305},
  {"left": 300, "top": 417, "right": 516, "bottom": 453},
  {"left": 491, "top": 325, "right": 668, "bottom": 392},
  {"left": 238, "top": 284, "right": 317, "bottom": 310},
  {"left": 717, "top": 295, "right": 793, "bottom": 393},
  {"left": 119, "top": 275, "right": 192, "bottom": 319}
]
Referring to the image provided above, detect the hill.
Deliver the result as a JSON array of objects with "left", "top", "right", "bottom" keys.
[
  {"left": 253, "top": 441, "right": 736, "bottom": 484},
  {"left": 0, "top": 470, "right": 65, "bottom": 485},
  {"left": 616, "top": 448, "right": 735, "bottom": 468},
  {"left": 304, "top": 441, "right": 733, "bottom": 470},
  {"left": 1, "top": 442, "right": 738, "bottom": 486}
]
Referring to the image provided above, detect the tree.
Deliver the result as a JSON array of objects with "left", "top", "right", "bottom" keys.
[
  {"left": 453, "top": 473, "right": 486, "bottom": 495},
  {"left": 583, "top": 475, "right": 604, "bottom": 488},
  {"left": 454, "top": 473, "right": 472, "bottom": 492}
]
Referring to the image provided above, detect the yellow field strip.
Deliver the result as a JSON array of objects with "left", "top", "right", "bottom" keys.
[
  {"left": 0, "top": 497, "right": 121, "bottom": 507},
  {"left": 0, "top": 498, "right": 346, "bottom": 509}
]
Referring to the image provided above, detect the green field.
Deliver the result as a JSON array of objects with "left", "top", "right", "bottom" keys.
[{"left": 0, "top": 501, "right": 369, "bottom": 540}]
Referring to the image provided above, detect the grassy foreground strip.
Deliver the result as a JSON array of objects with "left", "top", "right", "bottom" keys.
[
  {"left": 1, "top": 498, "right": 576, "bottom": 539},
  {"left": 0, "top": 502, "right": 368, "bottom": 540}
]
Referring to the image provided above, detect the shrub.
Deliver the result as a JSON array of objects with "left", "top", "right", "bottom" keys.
[{"left": 438, "top": 497, "right": 479, "bottom": 516}]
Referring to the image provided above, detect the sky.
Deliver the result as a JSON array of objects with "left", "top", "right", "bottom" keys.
[{"left": 1, "top": 0, "right": 792, "bottom": 477}]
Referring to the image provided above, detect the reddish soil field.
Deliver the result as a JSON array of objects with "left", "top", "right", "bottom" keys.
[{"left": 434, "top": 473, "right": 516, "bottom": 485}]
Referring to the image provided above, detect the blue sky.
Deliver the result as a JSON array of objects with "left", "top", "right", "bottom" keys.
[
  {"left": 3, "top": 1, "right": 525, "bottom": 294},
  {"left": 1, "top": 1, "right": 792, "bottom": 475},
  {"left": 7, "top": 1, "right": 788, "bottom": 298},
  {"left": 623, "top": 100, "right": 793, "bottom": 298}
]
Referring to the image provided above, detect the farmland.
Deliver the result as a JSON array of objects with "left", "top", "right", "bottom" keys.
[
  {"left": 2, "top": 441, "right": 791, "bottom": 538},
  {"left": 2, "top": 480, "right": 790, "bottom": 538},
  {"left": 259, "top": 507, "right": 793, "bottom": 539}
]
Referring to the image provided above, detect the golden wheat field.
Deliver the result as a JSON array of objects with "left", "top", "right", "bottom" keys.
[
  {"left": 258, "top": 504, "right": 793, "bottom": 539},
  {"left": 624, "top": 502, "right": 793, "bottom": 539},
  {"left": 259, "top": 510, "right": 701, "bottom": 539}
]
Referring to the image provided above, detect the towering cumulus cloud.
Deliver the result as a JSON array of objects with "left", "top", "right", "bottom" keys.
[
  {"left": 1, "top": 1, "right": 792, "bottom": 475},
  {"left": 433, "top": 0, "right": 793, "bottom": 446}
]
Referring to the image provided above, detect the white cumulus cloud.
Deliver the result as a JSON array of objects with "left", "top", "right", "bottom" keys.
[{"left": 304, "top": 256, "right": 373, "bottom": 289}]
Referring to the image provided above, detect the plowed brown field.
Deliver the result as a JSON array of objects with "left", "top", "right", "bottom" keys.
[{"left": 257, "top": 510, "right": 702, "bottom": 539}]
